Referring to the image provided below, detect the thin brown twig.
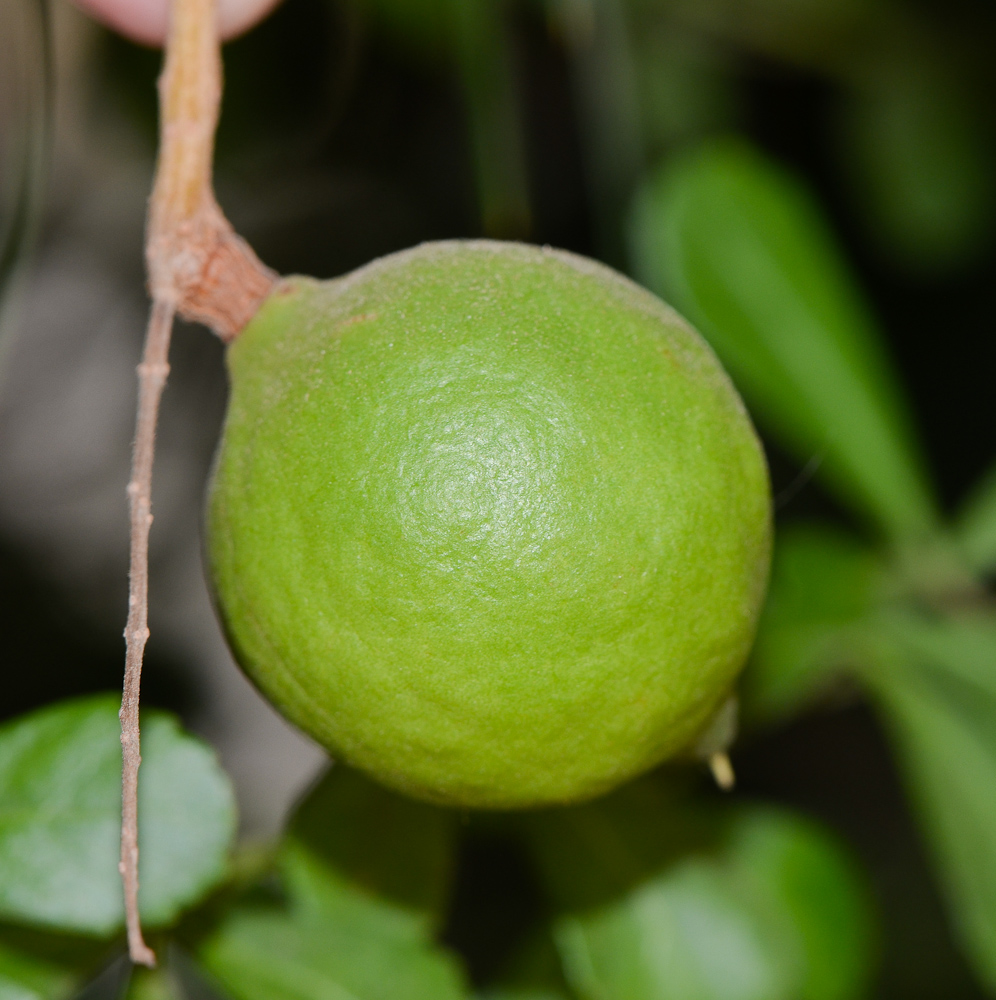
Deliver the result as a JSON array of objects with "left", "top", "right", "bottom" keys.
[
  {"left": 120, "top": 297, "right": 174, "bottom": 968},
  {"left": 119, "top": 0, "right": 275, "bottom": 966}
]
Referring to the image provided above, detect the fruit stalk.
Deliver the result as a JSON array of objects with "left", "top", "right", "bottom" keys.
[
  {"left": 121, "top": 0, "right": 274, "bottom": 966},
  {"left": 146, "top": 0, "right": 275, "bottom": 338}
]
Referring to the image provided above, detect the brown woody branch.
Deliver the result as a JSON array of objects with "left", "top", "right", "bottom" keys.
[
  {"left": 120, "top": 0, "right": 275, "bottom": 967},
  {"left": 146, "top": 0, "right": 275, "bottom": 339}
]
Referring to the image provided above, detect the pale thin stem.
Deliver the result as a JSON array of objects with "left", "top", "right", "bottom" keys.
[
  {"left": 148, "top": 0, "right": 222, "bottom": 258},
  {"left": 146, "top": 0, "right": 274, "bottom": 339},
  {"left": 120, "top": 296, "right": 175, "bottom": 968},
  {"left": 118, "top": 0, "right": 273, "bottom": 965}
]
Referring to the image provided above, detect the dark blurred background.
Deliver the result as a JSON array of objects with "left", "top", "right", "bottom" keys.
[{"left": 1, "top": 0, "right": 994, "bottom": 994}]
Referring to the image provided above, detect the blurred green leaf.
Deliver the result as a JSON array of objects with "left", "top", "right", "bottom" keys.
[
  {"left": 199, "top": 763, "right": 465, "bottom": 1000},
  {"left": 837, "top": 54, "right": 995, "bottom": 272},
  {"left": 124, "top": 967, "right": 185, "bottom": 1000},
  {"left": 550, "top": 0, "right": 646, "bottom": 264},
  {"left": 744, "top": 523, "right": 882, "bottom": 724},
  {"left": 882, "top": 612, "right": 996, "bottom": 703},
  {"left": 724, "top": 811, "right": 874, "bottom": 1000},
  {"left": 555, "top": 860, "right": 792, "bottom": 1000},
  {"left": 479, "top": 924, "right": 575, "bottom": 1000},
  {"left": 631, "top": 25, "right": 737, "bottom": 155},
  {"left": 478, "top": 992, "right": 569, "bottom": 1000},
  {"left": 359, "top": 0, "right": 451, "bottom": 53},
  {"left": 868, "top": 653, "right": 996, "bottom": 993},
  {"left": 523, "top": 775, "right": 716, "bottom": 915},
  {"left": 630, "top": 137, "right": 937, "bottom": 540},
  {"left": 277, "top": 840, "right": 437, "bottom": 949},
  {"left": 0, "top": 937, "right": 78, "bottom": 1000},
  {"left": 0, "top": 923, "right": 109, "bottom": 1000},
  {"left": 956, "top": 461, "right": 996, "bottom": 574},
  {"left": 652, "top": 0, "right": 872, "bottom": 71},
  {"left": 542, "top": 803, "right": 873, "bottom": 1000},
  {"left": 353, "top": 0, "right": 530, "bottom": 236},
  {"left": 198, "top": 836, "right": 467, "bottom": 1000},
  {"left": 286, "top": 763, "right": 457, "bottom": 940},
  {"left": 200, "top": 904, "right": 466, "bottom": 1000},
  {"left": 0, "top": 695, "right": 236, "bottom": 936},
  {"left": 450, "top": 0, "right": 530, "bottom": 237}
]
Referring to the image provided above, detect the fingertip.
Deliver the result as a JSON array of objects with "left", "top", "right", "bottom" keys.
[
  {"left": 70, "top": 0, "right": 283, "bottom": 47},
  {"left": 73, "top": 0, "right": 169, "bottom": 47},
  {"left": 217, "top": 0, "right": 284, "bottom": 41}
]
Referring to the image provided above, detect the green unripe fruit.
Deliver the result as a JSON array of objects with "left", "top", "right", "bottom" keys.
[{"left": 207, "top": 241, "right": 771, "bottom": 809}]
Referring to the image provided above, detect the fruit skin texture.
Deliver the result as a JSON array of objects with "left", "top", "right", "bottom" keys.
[{"left": 207, "top": 240, "right": 771, "bottom": 809}]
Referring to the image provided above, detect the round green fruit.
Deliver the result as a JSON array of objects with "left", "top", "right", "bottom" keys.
[{"left": 206, "top": 240, "right": 771, "bottom": 809}]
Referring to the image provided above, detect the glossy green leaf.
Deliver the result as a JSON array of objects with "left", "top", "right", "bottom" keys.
[
  {"left": 286, "top": 763, "right": 457, "bottom": 940},
  {"left": 868, "top": 651, "right": 996, "bottom": 992},
  {"left": 526, "top": 784, "right": 874, "bottom": 1000},
  {"left": 956, "top": 461, "right": 996, "bottom": 573},
  {"left": 0, "top": 695, "right": 236, "bottom": 936},
  {"left": 630, "top": 137, "right": 937, "bottom": 539},
  {"left": 744, "top": 523, "right": 882, "bottom": 724}
]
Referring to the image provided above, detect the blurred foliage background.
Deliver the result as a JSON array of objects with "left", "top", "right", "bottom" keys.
[{"left": 1, "top": 0, "right": 995, "bottom": 996}]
